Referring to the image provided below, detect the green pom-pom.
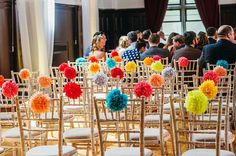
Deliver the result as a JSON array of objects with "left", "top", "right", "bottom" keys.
[
  {"left": 185, "top": 90, "right": 208, "bottom": 115},
  {"left": 151, "top": 61, "right": 163, "bottom": 72}
]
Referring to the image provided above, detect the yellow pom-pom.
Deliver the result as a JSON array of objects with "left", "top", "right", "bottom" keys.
[
  {"left": 186, "top": 90, "right": 208, "bottom": 115},
  {"left": 199, "top": 80, "right": 218, "bottom": 100},
  {"left": 213, "top": 66, "right": 227, "bottom": 77},
  {"left": 143, "top": 57, "right": 154, "bottom": 66},
  {"left": 151, "top": 61, "right": 163, "bottom": 72},
  {"left": 89, "top": 63, "right": 100, "bottom": 74},
  {"left": 125, "top": 61, "right": 137, "bottom": 73}
]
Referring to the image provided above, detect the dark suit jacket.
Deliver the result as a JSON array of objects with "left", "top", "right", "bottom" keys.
[
  {"left": 158, "top": 43, "right": 165, "bottom": 48},
  {"left": 208, "top": 37, "right": 216, "bottom": 44},
  {"left": 171, "top": 45, "right": 202, "bottom": 62},
  {"left": 198, "top": 39, "right": 236, "bottom": 68},
  {"left": 140, "top": 46, "right": 171, "bottom": 61}
]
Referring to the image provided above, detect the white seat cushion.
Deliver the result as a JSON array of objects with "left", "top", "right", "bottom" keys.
[
  {"left": 163, "top": 103, "right": 180, "bottom": 110},
  {"left": 192, "top": 130, "right": 235, "bottom": 144},
  {"left": 164, "top": 93, "right": 179, "bottom": 98},
  {"left": 40, "top": 113, "right": 73, "bottom": 120},
  {"left": 94, "top": 93, "right": 106, "bottom": 99},
  {"left": 26, "top": 145, "right": 77, "bottom": 156},
  {"left": 0, "top": 147, "right": 4, "bottom": 154},
  {"left": 63, "top": 128, "right": 98, "bottom": 139},
  {"left": 144, "top": 114, "right": 170, "bottom": 123},
  {"left": 0, "top": 112, "right": 17, "bottom": 120},
  {"left": 130, "top": 128, "right": 170, "bottom": 142},
  {"left": 95, "top": 113, "right": 125, "bottom": 121},
  {"left": 182, "top": 149, "right": 235, "bottom": 156},
  {"left": 63, "top": 105, "right": 84, "bottom": 112},
  {"left": 105, "top": 147, "right": 153, "bottom": 156},
  {"left": 2, "top": 127, "right": 44, "bottom": 138}
]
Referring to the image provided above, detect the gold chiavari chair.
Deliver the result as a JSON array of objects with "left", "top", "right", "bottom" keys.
[{"left": 94, "top": 97, "right": 153, "bottom": 156}]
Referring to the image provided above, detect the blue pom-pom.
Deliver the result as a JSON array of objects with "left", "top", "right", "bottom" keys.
[
  {"left": 161, "top": 67, "right": 176, "bottom": 78},
  {"left": 216, "top": 60, "right": 229, "bottom": 69},
  {"left": 106, "top": 58, "right": 116, "bottom": 69},
  {"left": 76, "top": 57, "right": 87, "bottom": 67},
  {"left": 106, "top": 89, "right": 128, "bottom": 112},
  {"left": 93, "top": 72, "right": 108, "bottom": 86}
]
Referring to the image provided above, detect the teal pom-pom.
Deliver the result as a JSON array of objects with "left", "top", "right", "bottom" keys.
[
  {"left": 106, "top": 89, "right": 128, "bottom": 112},
  {"left": 106, "top": 58, "right": 116, "bottom": 69},
  {"left": 216, "top": 60, "right": 229, "bottom": 69},
  {"left": 76, "top": 57, "right": 87, "bottom": 67}
]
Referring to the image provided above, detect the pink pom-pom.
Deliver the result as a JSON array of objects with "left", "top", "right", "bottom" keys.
[
  {"left": 2, "top": 81, "right": 18, "bottom": 99},
  {"left": 63, "top": 82, "right": 82, "bottom": 99},
  {"left": 64, "top": 67, "right": 77, "bottom": 80},
  {"left": 58, "top": 63, "right": 69, "bottom": 73},
  {"left": 153, "top": 55, "right": 162, "bottom": 61},
  {"left": 202, "top": 71, "right": 219, "bottom": 85},
  {"left": 178, "top": 57, "right": 189, "bottom": 67},
  {"left": 111, "top": 50, "right": 119, "bottom": 58},
  {"left": 134, "top": 81, "right": 152, "bottom": 98}
]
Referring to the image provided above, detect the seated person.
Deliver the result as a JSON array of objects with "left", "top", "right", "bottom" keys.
[
  {"left": 171, "top": 35, "right": 185, "bottom": 56},
  {"left": 136, "top": 40, "right": 147, "bottom": 53},
  {"left": 116, "top": 36, "right": 130, "bottom": 57},
  {"left": 206, "top": 27, "right": 217, "bottom": 44},
  {"left": 89, "top": 34, "right": 107, "bottom": 61},
  {"left": 196, "top": 31, "right": 209, "bottom": 51}
]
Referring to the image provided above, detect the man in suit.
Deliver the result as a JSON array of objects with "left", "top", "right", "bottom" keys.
[
  {"left": 140, "top": 33, "right": 171, "bottom": 61},
  {"left": 172, "top": 31, "right": 201, "bottom": 62},
  {"left": 206, "top": 27, "right": 217, "bottom": 44},
  {"left": 198, "top": 25, "right": 236, "bottom": 68},
  {"left": 142, "top": 29, "right": 152, "bottom": 49}
]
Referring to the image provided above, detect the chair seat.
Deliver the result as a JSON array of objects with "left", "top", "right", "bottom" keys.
[
  {"left": 164, "top": 93, "right": 179, "bottom": 98},
  {"left": 40, "top": 113, "right": 73, "bottom": 120},
  {"left": 2, "top": 127, "right": 44, "bottom": 138},
  {"left": 105, "top": 147, "right": 153, "bottom": 156},
  {"left": 94, "top": 113, "right": 125, "bottom": 121},
  {"left": 63, "top": 128, "right": 98, "bottom": 139},
  {"left": 26, "top": 145, "right": 77, "bottom": 156},
  {"left": 94, "top": 93, "right": 106, "bottom": 99},
  {"left": 144, "top": 114, "right": 170, "bottom": 123},
  {"left": 163, "top": 103, "right": 180, "bottom": 110},
  {"left": 182, "top": 149, "right": 235, "bottom": 156},
  {"left": 0, "top": 112, "right": 17, "bottom": 120},
  {"left": 192, "top": 130, "right": 235, "bottom": 144},
  {"left": 63, "top": 105, "right": 84, "bottom": 112},
  {"left": 130, "top": 128, "right": 170, "bottom": 142},
  {"left": 0, "top": 147, "right": 4, "bottom": 154}
]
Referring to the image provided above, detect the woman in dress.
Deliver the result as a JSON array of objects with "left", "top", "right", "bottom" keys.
[{"left": 90, "top": 34, "right": 107, "bottom": 61}]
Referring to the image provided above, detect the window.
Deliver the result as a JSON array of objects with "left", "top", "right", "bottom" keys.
[{"left": 162, "top": 0, "right": 205, "bottom": 36}]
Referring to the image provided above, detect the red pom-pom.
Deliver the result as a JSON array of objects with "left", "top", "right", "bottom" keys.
[
  {"left": 0, "top": 75, "right": 4, "bottom": 87},
  {"left": 203, "top": 71, "right": 219, "bottom": 85},
  {"left": 63, "top": 82, "right": 82, "bottom": 99},
  {"left": 88, "top": 56, "right": 99, "bottom": 63},
  {"left": 153, "top": 55, "right": 162, "bottom": 61},
  {"left": 59, "top": 63, "right": 69, "bottom": 73},
  {"left": 64, "top": 67, "right": 77, "bottom": 80},
  {"left": 178, "top": 57, "right": 189, "bottom": 67},
  {"left": 111, "top": 50, "right": 119, "bottom": 58},
  {"left": 134, "top": 81, "right": 152, "bottom": 98},
  {"left": 110, "top": 67, "right": 124, "bottom": 79},
  {"left": 2, "top": 81, "right": 18, "bottom": 99}
]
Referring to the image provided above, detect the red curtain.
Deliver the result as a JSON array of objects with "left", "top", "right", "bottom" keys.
[
  {"left": 195, "top": 0, "right": 219, "bottom": 28},
  {"left": 144, "top": 0, "right": 169, "bottom": 32}
]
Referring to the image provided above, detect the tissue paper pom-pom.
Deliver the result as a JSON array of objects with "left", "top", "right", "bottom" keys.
[
  {"left": 76, "top": 57, "right": 87, "bottom": 67},
  {"left": 0, "top": 75, "right": 4, "bottom": 87},
  {"left": 2, "top": 81, "right": 18, "bottom": 99},
  {"left": 151, "top": 61, "right": 163, "bottom": 72},
  {"left": 64, "top": 82, "right": 82, "bottom": 99},
  {"left": 19, "top": 68, "right": 30, "bottom": 80},
  {"left": 178, "top": 57, "right": 189, "bottom": 67},
  {"left": 110, "top": 50, "right": 119, "bottom": 58},
  {"left": 153, "top": 55, "right": 162, "bottom": 61},
  {"left": 199, "top": 80, "right": 218, "bottom": 100},
  {"left": 213, "top": 66, "right": 227, "bottom": 77},
  {"left": 89, "top": 63, "right": 100, "bottom": 74},
  {"left": 93, "top": 72, "right": 108, "bottom": 86},
  {"left": 64, "top": 67, "right": 77, "bottom": 80},
  {"left": 38, "top": 76, "right": 52, "bottom": 89},
  {"left": 30, "top": 92, "right": 50, "bottom": 113},
  {"left": 216, "top": 60, "right": 229, "bottom": 69},
  {"left": 144, "top": 57, "right": 154, "bottom": 66},
  {"left": 149, "top": 74, "right": 164, "bottom": 88},
  {"left": 88, "top": 56, "right": 98, "bottom": 63},
  {"left": 106, "top": 58, "right": 116, "bottom": 69},
  {"left": 203, "top": 71, "right": 219, "bottom": 85},
  {"left": 134, "top": 81, "right": 152, "bottom": 98},
  {"left": 111, "top": 67, "right": 124, "bottom": 79},
  {"left": 59, "top": 63, "right": 69, "bottom": 73},
  {"left": 106, "top": 89, "right": 128, "bottom": 112},
  {"left": 125, "top": 61, "right": 137, "bottom": 73},
  {"left": 161, "top": 67, "right": 176, "bottom": 78},
  {"left": 185, "top": 90, "right": 208, "bottom": 115},
  {"left": 113, "top": 56, "right": 122, "bottom": 63}
]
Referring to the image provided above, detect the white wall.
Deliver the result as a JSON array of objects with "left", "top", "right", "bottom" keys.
[
  {"left": 219, "top": 0, "right": 236, "bottom": 4},
  {"left": 55, "top": 0, "right": 82, "bottom": 5}
]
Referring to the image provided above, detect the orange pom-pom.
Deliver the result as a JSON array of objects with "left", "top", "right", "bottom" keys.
[
  {"left": 143, "top": 57, "right": 154, "bottom": 66},
  {"left": 213, "top": 66, "right": 227, "bottom": 77},
  {"left": 113, "top": 56, "right": 122, "bottom": 63},
  {"left": 30, "top": 92, "right": 50, "bottom": 113},
  {"left": 0, "top": 75, "right": 4, "bottom": 87},
  {"left": 89, "top": 63, "right": 100, "bottom": 74},
  {"left": 38, "top": 76, "right": 52, "bottom": 89},
  {"left": 88, "top": 56, "right": 99, "bottom": 63},
  {"left": 19, "top": 68, "right": 30, "bottom": 80},
  {"left": 149, "top": 74, "right": 164, "bottom": 88}
]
